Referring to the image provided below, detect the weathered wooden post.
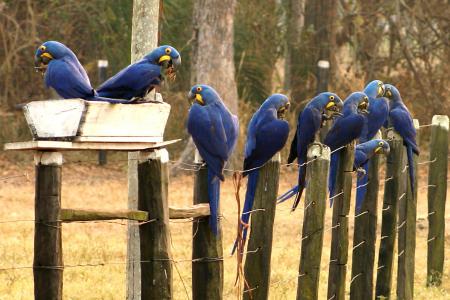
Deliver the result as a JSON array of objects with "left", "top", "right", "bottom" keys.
[
  {"left": 327, "top": 144, "right": 354, "bottom": 300},
  {"left": 427, "top": 115, "right": 449, "bottom": 287},
  {"left": 97, "top": 59, "right": 108, "bottom": 166},
  {"left": 243, "top": 154, "right": 281, "bottom": 300},
  {"left": 137, "top": 149, "right": 172, "bottom": 299},
  {"left": 297, "top": 144, "right": 330, "bottom": 300},
  {"left": 192, "top": 151, "right": 224, "bottom": 300},
  {"left": 376, "top": 130, "right": 407, "bottom": 299},
  {"left": 350, "top": 135, "right": 381, "bottom": 300},
  {"left": 397, "top": 119, "right": 419, "bottom": 299},
  {"left": 127, "top": 1, "right": 161, "bottom": 298},
  {"left": 34, "top": 151, "right": 63, "bottom": 300}
]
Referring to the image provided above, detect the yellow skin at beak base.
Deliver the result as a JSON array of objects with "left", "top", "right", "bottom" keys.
[
  {"left": 40, "top": 52, "right": 53, "bottom": 60},
  {"left": 325, "top": 102, "right": 335, "bottom": 109},
  {"left": 195, "top": 94, "right": 204, "bottom": 105},
  {"left": 159, "top": 55, "right": 171, "bottom": 63}
]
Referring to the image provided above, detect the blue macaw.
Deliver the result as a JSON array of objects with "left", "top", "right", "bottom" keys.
[
  {"left": 187, "top": 84, "right": 239, "bottom": 235},
  {"left": 353, "top": 139, "right": 390, "bottom": 212},
  {"left": 384, "top": 84, "right": 419, "bottom": 193},
  {"left": 356, "top": 80, "right": 390, "bottom": 208},
  {"left": 97, "top": 45, "right": 181, "bottom": 100},
  {"left": 277, "top": 92, "right": 343, "bottom": 211},
  {"left": 231, "top": 94, "right": 290, "bottom": 254},
  {"left": 34, "top": 41, "right": 129, "bottom": 103},
  {"left": 324, "top": 92, "right": 370, "bottom": 205}
]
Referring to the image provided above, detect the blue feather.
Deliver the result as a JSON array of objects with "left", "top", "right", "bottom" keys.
[
  {"left": 207, "top": 169, "right": 221, "bottom": 235},
  {"left": 328, "top": 151, "right": 339, "bottom": 205},
  {"left": 231, "top": 170, "right": 259, "bottom": 254},
  {"left": 406, "top": 146, "right": 415, "bottom": 193}
]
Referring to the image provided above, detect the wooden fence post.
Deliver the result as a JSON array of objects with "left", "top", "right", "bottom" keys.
[
  {"left": 192, "top": 152, "right": 223, "bottom": 300},
  {"left": 138, "top": 149, "right": 172, "bottom": 299},
  {"left": 127, "top": 1, "right": 160, "bottom": 298},
  {"left": 427, "top": 115, "right": 449, "bottom": 286},
  {"left": 243, "top": 154, "right": 281, "bottom": 300},
  {"left": 297, "top": 144, "right": 330, "bottom": 300},
  {"left": 33, "top": 151, "right": 63, "bottom": 300},
  {"left": 350, "top": 135, "right": 381, "bottom": 300},
  {"left": 327, "top": 144, "right": 354, "bottom": 300},
  {"left": 397, "top": 119, "right": 419, "bottom": 299},
  {"left": 376, "top": 130, "right": 407, "bottom": 299}
]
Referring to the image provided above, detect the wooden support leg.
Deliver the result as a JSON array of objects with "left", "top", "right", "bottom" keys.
[
  {"left": 243, "top": 154, "right": 281, "bottom": 300},
  {"left": 33, "top": 151, "right": 63, "bottom": 300},
  {"left": 327, "top": 144, "right": 354, "bottom": 300},
  {"left": 192, "top": 152, "right": 223, "bottom": 300},
  {"left": 297, "top": 145, "right": 330, "bottom": 300},
  {"left": 137, "top": 149, "right": 172, "bottom": 299}
]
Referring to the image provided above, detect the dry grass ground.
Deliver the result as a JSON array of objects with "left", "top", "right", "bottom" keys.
[{"left": 0, "top": 154, "right": 449, "bottom": 299}]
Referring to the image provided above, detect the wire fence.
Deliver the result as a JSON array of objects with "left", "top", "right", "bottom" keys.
[{"left": 0, "top": 122, "right": 449, "bottom": 298}]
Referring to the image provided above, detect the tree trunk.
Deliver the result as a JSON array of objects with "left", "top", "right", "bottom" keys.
[{"left": 191, "top": 0, "right": 239, "bottom": 114}]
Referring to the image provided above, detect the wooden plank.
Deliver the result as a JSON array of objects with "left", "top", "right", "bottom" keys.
[
  {"left": 4, "top": 139, "right": 180, "bottom": 151},
  {"left": 169, "top": 204, "right": 210, "bottom": 219},
  {"left": 24, "top": 99, "right": 85, "bottom": 138},
  {"left": 74, "top": 136, "right": 163, "bottom": 143},
  {"left": 350, "top": 148, "right": 380, "bottom": 300},
  {"left": 60, "top": 209, "right": 148, "bottom": 222},
  {"left": 192, "top": 152, "right": 223, "bottom": 300},
  {"left": 327, "top": 143, "right": 354, "bottom": 300},
  {"left": 396, "top": 119, "right": 419, "bottom": 299},
  {"left": 297, "top": 145, "right": 330, "bottom": 300},
  {"left": 243, "top": 154, "right": 281, "bottom": 300},
  {"left": 79, "top": 99, "right": 170, "bottom": 138},
  {"left": 33, "top": 152, "right": 63, "bottom": 300},
  {"left": 376, "top": 130, "right": 407, "bottom": 299},
  {"left": 138, "top": 149, "right": 173, "bottom": 299},
  {"left": 427, "top": 115, "right": 449, "bottom": 286}
]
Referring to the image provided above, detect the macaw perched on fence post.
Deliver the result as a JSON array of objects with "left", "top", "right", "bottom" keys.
[
  {"left": 355, "top": 80, "right": 390, "bottom": 208},
  {"left": 384, "top": 84, "right": 419, "bottom": 193},
  {"left": 231, "top": 94, "right": 290, "bottom": 254},
  {"left": 277, "top": 92, "right": 343, "bottom": 211},
  {"left": 97, "top": 45, "right": 181, "bottom": 101},
  {"left": 187, "top": 84, "right": 239, "bottom": 235},
  {"left": 34, "top": 41, "right": 130, "bottom": 103},
  {"left": 353, "top": 139, "right": 390, "bottom": 211},
  {"left": 324, "top": 92, "right": 370, "bottom": 205}
]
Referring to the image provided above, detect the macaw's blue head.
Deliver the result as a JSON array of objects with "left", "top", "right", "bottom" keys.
[
  {"left": 188, "top": 84, "right": 221, "bottom": 106},
  {"left": 364, "top": 80, "right": 385, "bottom": 98},
  {"left": 34, "top": 41, "right": 75, "bottom": 73},
  {"left": 260, "top": 94, "right": 291, "bottom": 119},
  {"left": 383, "top": 84, "right": 401, "bottom": 102},
  {"left": 343, "top": 92, "right": 369, "bottom": 115},
  {"left": 145, "top": 45, "right": 181, "bottom": 80},
  {"left": 310, "top": 92, "right": 344, "bottom": 118},
  {"left": 358, "top": 139, "right": 390, "bottom": 155}
]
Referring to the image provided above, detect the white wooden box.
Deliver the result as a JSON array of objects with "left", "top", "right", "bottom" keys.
[{"left": 23, "top": 97, "right": 171, "bottom": 143}]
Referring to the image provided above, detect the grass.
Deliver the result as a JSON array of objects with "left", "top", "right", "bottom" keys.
[{"left": 0, "top": 155, "right": 449, "bottom": 299}]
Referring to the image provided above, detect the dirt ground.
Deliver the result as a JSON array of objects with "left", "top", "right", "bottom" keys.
[{"left": 0, "top": 153, "right": 449, "bottom": 299}]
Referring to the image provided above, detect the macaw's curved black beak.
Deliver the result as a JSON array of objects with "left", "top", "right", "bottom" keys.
[
  {"left": 358, "top": 97, "right": 370, "bottom": 114},
  {"left": 277, "top": 102, "right": 290, "bottom": 119},
  {"left": 163, "top": 56, "right": 180, "bottom": 81}
]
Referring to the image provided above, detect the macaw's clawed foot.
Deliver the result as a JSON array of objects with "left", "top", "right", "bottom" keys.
[{"left": 356, "top": 167, "right": 366, "bottom": 178}]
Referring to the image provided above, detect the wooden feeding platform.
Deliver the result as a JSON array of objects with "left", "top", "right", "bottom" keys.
[{"left": 4, "top": 97, "right": 209, "bottom": 300}]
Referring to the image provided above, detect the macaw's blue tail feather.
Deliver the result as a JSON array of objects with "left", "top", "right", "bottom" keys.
[
  {"left": 277, "top": 185, "right": 299, "bottom": 204},
  {"left": 207, "top": 169, "right": 220, "bottom": 235},
  {"left": 231, "top": 170, "right": 259, "bottom": 255},
  {"left": 291, "top": 164, "right": 306, "bottom": 211},
  {"left": 406, "top": 145, "right": 415, "bottom": 195},
  {"left": 355, "top": 162, "right": 369, "bottom": 213},
  {"left": 328, "top": 151, "right": 339, "bottom": 206}
]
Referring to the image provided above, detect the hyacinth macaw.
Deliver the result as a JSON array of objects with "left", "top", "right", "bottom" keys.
[
  {"left": 277, "top": 92, "right": 343, "bottom": 211},
  {"left": 324, "top": 92, "right": 369, "bottom": 205},
  {"left": 187, "top": 84, "right": 239, "bottom": 235},
  {"left": 353, "top": 139, "right": 390, "bottom": 212},
  {"left": 355, "top": 80, "right": 390, "bottom": 208},
  {"left": 384, "top": 84, "right": 419, "bottom": 193},
  {"left": 34, "top": 41, "right": 129, "bottom": 103},
  {"left": 97, "top": 45, "right": 181, "bottom": 100},
  {"left": 231, "top": 94, "right": 290, "bottom": 253}
]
